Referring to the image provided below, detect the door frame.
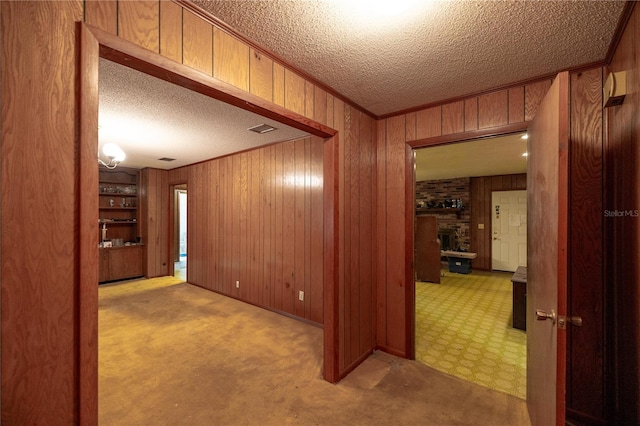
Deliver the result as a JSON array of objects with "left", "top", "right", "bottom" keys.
[
  {"left": 404, "top": 123, "right": 529, "bottom": 360},
  {"left": 78, "top": 22, "right": 341, "bottom": 422},
  {"left": 169, "top": 184, "right": 188, "bottom": 277}
]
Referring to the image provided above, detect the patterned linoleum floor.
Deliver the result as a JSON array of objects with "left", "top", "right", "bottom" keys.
[{"left": 415, "top": 269, "right": 526, "bottom": 399}]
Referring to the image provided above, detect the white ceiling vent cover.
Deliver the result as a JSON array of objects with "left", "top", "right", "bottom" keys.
[{"left": 248, "top": 124, "right": 277, "bottom": 134}]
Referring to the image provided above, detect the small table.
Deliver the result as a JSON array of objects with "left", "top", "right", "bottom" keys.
[
  {"left": 511, "top": 266, "right": 527, "bottom": 330},
  {"left": 441, "top": 251, "right": 477, "bottom": 274}
]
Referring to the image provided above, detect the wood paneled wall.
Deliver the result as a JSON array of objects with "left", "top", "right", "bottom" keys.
[
  {"left": 167, "top": 138, "right": 325, "bottom": 323},
  {"left": 605, "top": 4, "right": 640, "bottom": 423},
  {"left": 84, "top": 0, "right": 378, "bottom": 380},
  {"left": 469, "top": 174, "right": 527, "bottom": 271},
  {"left": 1, "top": 1, "right": 85, "bottom": 423},
  {"left": 140, "top": 168, "right": 170, "bottom": 278},
  {"left": 83, "top": 0, "right": 351, "bottom": 129},
  {"left": 565, "top": 67, "right": 606, "bottom": 424},
  {"left": 376, "top": 80, "right": 549, "bottom": 356}
]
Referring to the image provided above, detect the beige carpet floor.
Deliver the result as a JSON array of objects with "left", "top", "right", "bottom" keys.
[
  {"left": 99, "top": 277, "right": 530, "bottom": 425},
  {"left": 416, "top": 270, "right": 526, "bottom": 399}
]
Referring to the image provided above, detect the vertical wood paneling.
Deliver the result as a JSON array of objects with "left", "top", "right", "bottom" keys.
[
  {"left": 385, "top": 115, "right": 407, "bottom": 354},
  {"left": 305, "top": 81, "right": 315, "bottom": 119},
  {"left": 285, "top": 69, "right": 305, "bottom": 115},
  {"left": 249, "top": 49, "right": 273, "bottom": 102},
  {"left": 326, "top": 94, "right": 335, "bottom": 128},
  {"left": 606, "top": 8, "right": 640, "bottom": 423},
  {"left": 281, "top": 141, "right": 296, "bottom": 313},
  {"left": 84, "top": 0, "right": 117, "bottom": 34},
  {"left": 359, "top": 114, "right": 375, "bottom": 353},
  {"left": 416, "top": 106, "right": 441, "bottom": 139},
  {"left": 567, "top": 67, "right": 604, "bottom": 420},
  {"left": 294, "top": 140, "right": 306, "bottom": 318},
  {"left": 525, "top": 79, "right": 553, "bottom": 121},
  {"left": 314, "top": 86, "right": 328, "bottom": 126},
  {"left": 509, "top": 86, "right": 525, "bottom": 124},
  {"left": 478, "top": 90, "right": 508, "bottom": 129},
  {"left": 442, "top": 101, "right": 464, "bottom": 135},
  {"left": 405, "top": 112, "right": 417, "bottom": 141},
  {"left": 464, "top": 98, "right": 478, "bottom": 131},
  {"left": 274, "top": 143, "right": 284, "bottom": 310},
  {"left": 213, "top": 27, "right": 249, "bottom": 91},
  {"left": 310, "top": 138, "right": 324, "bottom": 323},
  {"left": 117, "top": 0, "right": 159, "bottom": 53},
  {"left": 182, "top": 10, "right": 212, "bottom": 75},
  {"left": 376, "top": 119, "right": 388, "bottom": 348},
  {"left": 159, "top": 1, "right": 182, "bottom": 63},
  {"left": 1, "top": 2, "right": 83, "bottom": 422},
  {"left": 273, "top": 62, "right": 285, "bottom": 107}
]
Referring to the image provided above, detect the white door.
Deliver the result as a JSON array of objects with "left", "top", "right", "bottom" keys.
[{"left": 491, "top": 190, "right": 527, "bottom": 272}]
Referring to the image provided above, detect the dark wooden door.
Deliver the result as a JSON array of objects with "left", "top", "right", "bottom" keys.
[
  {"left": 526, "top": 72, "right": 569, "bottom": 426},
  {"left": 415, "top": 215, "right": 441, "bottom": 283}
]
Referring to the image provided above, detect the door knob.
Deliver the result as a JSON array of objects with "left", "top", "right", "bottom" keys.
[{"left": 536, "top": 309, "right": 556, "bottom": 324}]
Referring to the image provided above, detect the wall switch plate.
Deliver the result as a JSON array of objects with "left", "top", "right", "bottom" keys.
[
  {"left": 478, "top": 223, "right": 485, "bottom": 230},
  {"left": 235, "top": 280, "right": 239, "bottom": 288},
  {"left": 298, "top": 291, "right": 304, "bottom": 301}
]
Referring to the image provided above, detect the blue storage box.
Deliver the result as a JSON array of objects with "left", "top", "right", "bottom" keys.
[{"left": 448, "top": 257, "right": 472, "bottom": 274}]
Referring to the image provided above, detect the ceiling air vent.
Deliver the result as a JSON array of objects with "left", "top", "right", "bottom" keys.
[
  {"left": 158, "top": 157, "right": 176, "bottom": 162},
  {"left": 248, "top": 123, "right": 277, "bottom": 134}
]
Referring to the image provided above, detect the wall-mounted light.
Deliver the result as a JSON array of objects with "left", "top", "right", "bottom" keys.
[{"left": 98, "top": 143, "right": 125, "bottom": 169}]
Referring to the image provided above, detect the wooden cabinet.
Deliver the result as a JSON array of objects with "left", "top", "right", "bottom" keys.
[
  {"left": 99, "top": 245, "right": 144, "bottom": 283},
  {"left": 99, "top": 167, "right": 140, "bottom": 243},
  {"left": 99, "top": 166, "right": 145, "bottom": 282}
]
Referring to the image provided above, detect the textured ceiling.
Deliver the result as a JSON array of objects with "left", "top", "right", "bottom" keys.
[
  {"left": 194, "top": 0, "right": 626, "bottom": 116},
  {"left": 99, "top": 59, "right": 308, "bottom": 170},
  {"left": 415, "top": 132, "right": 527, "bottom": 182}
]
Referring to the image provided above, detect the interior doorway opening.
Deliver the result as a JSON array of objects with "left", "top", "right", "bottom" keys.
[
  {"left": 413, "top": 132, "right": 528, "bottom": 399},
  {"left": 174, "top": 185, "right": 187, "bottom": 282}
]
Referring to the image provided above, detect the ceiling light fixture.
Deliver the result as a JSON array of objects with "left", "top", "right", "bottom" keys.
[
  {"left": 522, "top": 152, "right": 529, "bottom": 157},
  {"left": 98, "top": 143, "right": 126, "bottom": 169},
  {"left": 521, "top": 134, "right": 529, "bottom": 140}
]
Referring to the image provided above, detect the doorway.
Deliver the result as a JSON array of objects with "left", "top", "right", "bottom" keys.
[
  {"left": 413, "top": 133, "right": 528, "bottom": 398},
  {"left": 174, "top": 186, "right": 187, "bottom": 282}
]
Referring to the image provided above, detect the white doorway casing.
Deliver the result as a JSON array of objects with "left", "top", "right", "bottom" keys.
[{"left": 491, "top": 190, "right": 527, "bottom": 272}]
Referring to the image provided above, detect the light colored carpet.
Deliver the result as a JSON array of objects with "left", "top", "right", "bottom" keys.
[
  {"left": 99, "top": 277, "right": 530, "bottom": 425},
  {"left": 416, "top": 270, "right": 527, "bottom": 399}
]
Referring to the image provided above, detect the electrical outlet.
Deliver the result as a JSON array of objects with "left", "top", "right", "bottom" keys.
[
  {"left": 235, "top": 280, "right": 240, "bottom": 289},
  {"left": 298, "top": 291, "right": 304, "bottom": 301}
]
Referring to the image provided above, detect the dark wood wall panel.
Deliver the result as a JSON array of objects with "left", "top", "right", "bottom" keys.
[
  {"left": 567, "top": 67, "right": 605, "bottom": 423},
  {"left": 605, "top": 4, "right": 640, "bottom": 423},
  {"left": 469, "top": 174, "right": 526, "bottom": 271},
  {"left": 159, "top": 1, "right": 183, "bottom": 63},
  {"left": 405, "top": 111, "right": 417, "bottom": 141},
  {"left": 182, "top": 9, "right": 212, "bottom": 75},
  {"left": 117, "top": 0, "right": 159, "bottom": 53},
  {"left": 85, "top": 0, "right": 117, "bottom": 34},
  {"left": 1, "top": 2, "right": 84, "bottom": 423},
  {"left": 213, "top": 28, "right": 249, "bottom": 91}
]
